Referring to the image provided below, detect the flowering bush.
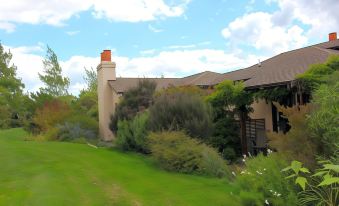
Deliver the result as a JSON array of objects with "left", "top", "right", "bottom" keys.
[{"left": 233, "top": 153, "right": 298, "bottom": 206}]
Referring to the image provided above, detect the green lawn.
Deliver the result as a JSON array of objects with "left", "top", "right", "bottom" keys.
[{"left": 0, "top": 128, "right": 239, "bottom": 206}]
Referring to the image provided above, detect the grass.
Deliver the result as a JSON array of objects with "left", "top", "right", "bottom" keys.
[{"left": 0, "top": 128, "right": 239, "bottom": 206}]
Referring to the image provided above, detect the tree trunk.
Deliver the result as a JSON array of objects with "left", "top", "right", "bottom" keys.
[{"left": 239, "top": 111, "right": 248, "bottom": 155}]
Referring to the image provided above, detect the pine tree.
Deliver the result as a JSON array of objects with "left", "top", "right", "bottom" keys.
[{"left": 38, "top": 46, "right": 70, "bottom": 97}]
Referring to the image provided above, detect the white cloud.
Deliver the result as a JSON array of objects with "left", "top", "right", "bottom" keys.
[
  {"left": 0, "top": 0, "right": 191, "bottom": 32},
  {"left": 222, "top": 0, "right": 339, "bottom": 55},
  {"left": 271, "top": 0, "right": 339, "bottom": 39},
  {"left": 148, "top": 24, "right": 164, "bottom": 33},
  {"left": 222, "top": 12, "right": 308, "bottom": 55},
  {"left": 66, "top": 30, "right": 80, "bottom": 36},
  {"left": 7, "top": 43, "right": 264, "bottom": 95}
]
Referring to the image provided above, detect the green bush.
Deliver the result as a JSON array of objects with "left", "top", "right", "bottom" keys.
[
  {"left": 148, "top": 131, "right": 229, "bottom": 177},
  {"left": 307, "top": 72, "right": 339, "bottom": 159},
  {"left": 233, "top": 153, "right": 298, "bottom": 206},
  {"left": 282, "top": 160, "right": 339, "bottom": 206},
  {"left": 67, "top": 114, "right": 99, "bottom": 136},
  {"left": 110, "top": 80, "right": 156, "bottom": 133},
  {"left": 116, "top": 112, "right": 149, "bottom": 153},
  {"left": 149, "top": 90, "right": 213, "bottom": 139}
]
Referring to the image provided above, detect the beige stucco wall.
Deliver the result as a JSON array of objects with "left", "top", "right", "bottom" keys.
[
  {"left": 97, "top": 61, "right": 116, "bottom": 141},
  {"left": 249, "top": 99, "right": 273, "bottom": 132}
]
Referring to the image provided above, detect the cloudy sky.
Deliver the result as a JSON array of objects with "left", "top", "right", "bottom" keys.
[{"left": 1, "top": 0, "right": 338, "bottom": 95}]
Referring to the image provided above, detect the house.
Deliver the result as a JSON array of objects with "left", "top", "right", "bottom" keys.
[{"left": 97, "top": 32, "right": 339, "bottom": 153}]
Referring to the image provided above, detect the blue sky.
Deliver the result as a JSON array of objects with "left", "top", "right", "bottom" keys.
[{"left": 0, "top": 0, "right": 338, "bottom": 95}]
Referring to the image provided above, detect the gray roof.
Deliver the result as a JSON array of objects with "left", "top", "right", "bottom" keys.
[
  {"left": 108, "top": 39, "right": 339, "bottom": 92},
  {"left": 213, "top": 39, "right": 339, "bottom": 88}
]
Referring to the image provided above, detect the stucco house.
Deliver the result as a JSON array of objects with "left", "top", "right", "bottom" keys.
[{"left": 97, "top": 32, "right": 339, "bottom": 153}]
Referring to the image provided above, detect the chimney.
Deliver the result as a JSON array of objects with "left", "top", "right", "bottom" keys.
[
  {"left": 97, "top": 50, "right": 116, "bottom": 141},
  {"left": 329, "top": 32, "right": 337, "bottom": 41},
  {"left": 101, "top": 50, "right": 111, "bottom": 62}
]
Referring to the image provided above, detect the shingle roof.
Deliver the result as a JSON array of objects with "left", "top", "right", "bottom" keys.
[
  {"left": 109, "top": 78, "right": 180, "bottom": 93},
  {"left": 242, "top": 40, "right": 339, "bottom": 88},
  {"left": 108, "top": 71, "right": 225, "bottom": 93},
  {"left": 108, "top": 39, "right": 339, "bottom": 92}
]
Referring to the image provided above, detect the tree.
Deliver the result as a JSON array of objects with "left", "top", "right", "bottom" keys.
[
  {"left": 83, "top": 67, "right": 97, "bottom": 92},
  {"left": 74, "top": 67, "right": 98, "bottom": 120},
  {"left": 207, "top": 80, "right": 253, "bottom": 156},
  {"left": 38, "top": 46, "right": 70, "bottom": 97},
  {"left": 0, "top": 42, "right": 26, "bottom": 128}
]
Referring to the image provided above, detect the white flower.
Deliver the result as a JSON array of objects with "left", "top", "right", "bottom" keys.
[
  {"left": 242, "top": 159, "right": 246, "bottom": 162},
  {"left": 269, "top": 190, "right": 273, "bottom": 193},
  {"left": 265, "top": 199, "right": 269, "bottom": 205},
  {"left": 267, "top": 149, "right": 272, "bottom": 154},
  {"left": 232, "top": 171, "right": 236, "bottom": 176},
  {"left": 263, "top": 168, "right": 266, "bottom": 171},
  {"left": 277, "top": 193, "right": 281, "bottom": 197},
  {"left": 256, "top": 170, "right": 263, "bottom": 175},
  {"left": 243, "top": 154, "right": 247, "bottom": 158},
  {"left": 240, "top": 171, "right": 246, "bottom": 174}
]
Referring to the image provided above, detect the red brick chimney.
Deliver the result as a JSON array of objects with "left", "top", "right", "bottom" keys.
[
  {"left": 101, "top": 50, "right": 111, "bottom": 62},
  {"left": 329, "top": 32, "right": 337, "bottom": 41}
]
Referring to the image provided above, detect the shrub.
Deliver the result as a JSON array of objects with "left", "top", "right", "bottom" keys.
[
  {"left": 116, "top": 112, "right": 149, "bottom": 153},
  {"left": 57, "top": 122, "right": 96, "bottom": 141},
  {"left": 233, "top": 153, "right": 298, "bottom": 206},
  {"left": 32, "top": 99, "right": 71, "bottom": 133},
  {"left": 149, "top": 89, "right": 213, "bottom": 139},
  {"left": 148, "top": 131, "right": 229, "bottom": 177},
  {"left": 268, "top": 103, "right": 318, "bottom": 168},
  {"left": 282, "top": 160, "right": 339, "bottom": 206},
  {"left": 110, "top": 80, "right": 156, "bottom": 133},
  {"left": 67, "top": 114, "right": 99, "bottom": 136},
  {"left": 307, "top": 72, "right": 339, "bottom": 159}
]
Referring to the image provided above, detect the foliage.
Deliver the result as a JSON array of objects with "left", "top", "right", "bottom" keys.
[
  {"left": 32, "top": 99, "right": 72, "bottom": 133},
  {"left": 0, "top": 42, "right": 28, "bottom": 129},
  {"left": 38, "top": 46, "right": 70, "bottom": 97},
  {"left": 283, "top": 160, "right": 339, "bottom": 206},
  {"left": 268, "top": 103, "right": 318, "bottom": 168},
  {"left": 83, "top": 67, "right": 97, "bottom": 92},
  {"left": 296, "top": 55, "right": 339, "bottom": 93},
  {"left": 57, "top": 122, "right": 97, "bottom": 141},
  {"left": 110, "top": 79, "right": 156, "bottom": 133},
  {"left": 234, "top": 153, "right": 298, "bottom": 206},
  {"left": 307, "top": 71, "right": 339, "bottom": 159},
  {"left": 149, "top": 88, "right": 213, "bottom": 139},
  {"left": 253, "top": 86, "right": 291, "bottom": 104},
  {"left": 207, "top": 80, "right": 253, "bottom": 158},
  {"left": 116, "top": 112, "right": 150, "bottom": 153},
  {"left": 148, "top": 131, "right": 229, "bottom": 177}
]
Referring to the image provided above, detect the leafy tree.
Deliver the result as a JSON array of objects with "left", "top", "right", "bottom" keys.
[
  {"left": 0, "top": 42, "right": 27, "bottom": 128},
  {"left": 83, "top": 67, "right": 97, "bottom": 92},
  {"left": 38, "top": 46, "right": 70, "bottom": 97},
  {"left": 207, "top": 80, "right": 253, "bottom": 157},
  {"left": 74, "top": 67, "right": 98, "bottom": 120},
  {"left": 110, "top": 79, "right": 156, "bottom": 133},
  {"left": 149, "top": 86, "right": 213, "bottom": 139}
]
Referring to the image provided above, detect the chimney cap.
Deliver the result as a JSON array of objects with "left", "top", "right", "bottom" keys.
[
  {"left": 101, "top": 50, "right": 111, "bottom": 62},
  {"left": 329, "top": 32, "right": 337, "bottom": 41}
]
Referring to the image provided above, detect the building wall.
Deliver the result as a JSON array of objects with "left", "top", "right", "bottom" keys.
[
  {"left": 97, "top": 61, "right": 116, "bottom": 141},
  {"left": 249, "top": 99, "right": 273, "bottom": 132}
]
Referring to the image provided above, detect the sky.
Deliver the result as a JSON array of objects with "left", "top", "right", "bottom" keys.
[{"left": 0, "top": 0, "right": 338, "bottom": 95}]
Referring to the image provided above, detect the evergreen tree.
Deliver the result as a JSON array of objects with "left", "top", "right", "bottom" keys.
[{"left": 38, "top": 46, "right": 70, "bottom": 97}]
